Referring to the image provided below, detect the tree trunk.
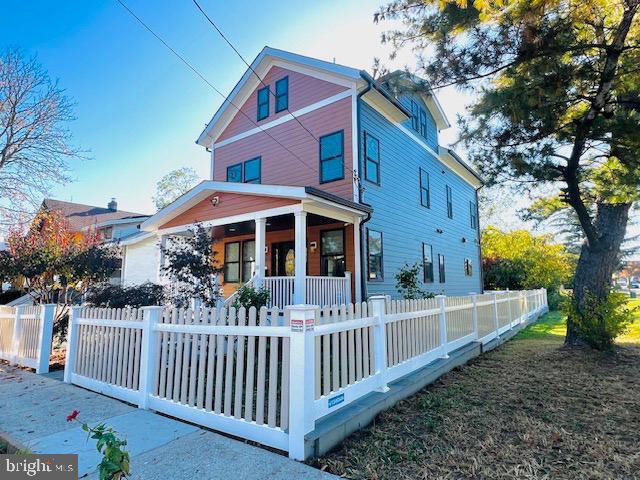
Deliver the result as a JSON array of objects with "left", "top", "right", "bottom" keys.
[{"left": 566, "top": 203, "right": 631, "bottom": 346}]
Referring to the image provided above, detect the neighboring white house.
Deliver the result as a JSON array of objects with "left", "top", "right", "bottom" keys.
[{"left": 119, "top": 232, "right": 159, "bottom": 286}]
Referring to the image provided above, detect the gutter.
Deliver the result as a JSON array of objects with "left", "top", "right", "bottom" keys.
[
  {"left": 356, "top": 79, "right": 374, "bottom": 301},
  {"left": 474, "top": 184, "right": 485, "bottom": 294}
]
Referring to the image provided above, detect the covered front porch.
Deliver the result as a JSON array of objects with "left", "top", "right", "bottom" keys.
[{"left": 142, "top": 182, "right": 371, "bottom": 308}]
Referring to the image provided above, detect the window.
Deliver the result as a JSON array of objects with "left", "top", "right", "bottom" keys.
[
  {"left": 320, "top": 229, "right": 346, "bottom": 277},
  {"left": 319, "top": 130, "right": 344, "bottom": 183},
  {"left": 438, "top": 254, "right": 446, "bottom": 283},
  {"left": 364, "top": 133, "right": 380, "bottom": 185},
  {"left": 275, "top": 77, "right": 289, "bottom": 112},
  {"left": 419, "top": 108, "right": 427, "bottom": 138},
  {"left": 367, "top": 229, "right": 383, "bottom": 281},
  {"left": 419, "top": 168, "right": 430, "bottom": 208},
  {"left": 446, "top": 185, "right": 453, "bottom": 219},
  {"left": 243, "top": 157, "right": 261, "bottom": 184},
  {"left": 242, "top": 240, "right": 256, "bottom": 282},
  {"left": 257, "top": 86, "right": 269, "bottom": 121},
  {"left": 469, "top": 201, "right": 478, "bottom": 229},
  {"left": 464, "top": 258, "right": 473, "bottom": 277},
  {"left": 422, "top": 243, "right": 434, "bottom": 283},
  {"left": 224, "top": 242, "right": 241, "bottom": 283},
  {"left": 411, "top": 101, "right": 419, "bottom": 131},
  {"left": 227, "top": 163, "right": 242, "bottom": 183}
]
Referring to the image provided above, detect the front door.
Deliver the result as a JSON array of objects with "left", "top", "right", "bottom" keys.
[{"left": 271, "top": 241, "right": 295, "bottom": 276}]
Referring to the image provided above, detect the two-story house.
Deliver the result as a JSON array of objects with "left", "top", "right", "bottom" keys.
[{"left": 121, "top": 47, "right": 483, "bottom": 305}]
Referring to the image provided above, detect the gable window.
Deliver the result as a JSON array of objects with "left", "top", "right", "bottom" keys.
[
  {"left": 446, "top": 185, "right": 453, "bottom": 219},
  {"left": 319, "top": 130, "right": 344, "bottom": 183},
  {"left": 320, "top": 229, "right": 346, "bottom": 277},
  {"left": 275, "top": 77, "right": 289, "bottom": 113},
  {"left": 364, "top": 133, "right": 380, "bottom": 185},
  {"left": 367, "top": 229, "right": 383, "bottom": 281},
  {"left": 438, "top": 254, "right": 446, "bottom": 283},
  {"left": 419, "top": 108, "right": 427, "bottom": 138},
  {"left": 420, "top": 168, "right": 430, "bottom": 208},
  {"left": 464, "top": 258, "right": 473, "bottom": 277},
  {"left": 257, "top": 86, "right": 269, "bottom": 121},
  {"left": 227, "top": 163, "right": 242, "bottom": 183},
  {"left": 242, "top": 240, "right": 256, "bottom": 282},
  {"left": 422, "top": 243, "right": 434, "bottom": 283},
  {"left": 224, "top": 242, "right": 241, "bottom": 283},
  {"left": 243, "top": 157, "right": 261, "bottom": 184},
  {"left": 411, "top": 101, "right": 419, "bottom": 131},
  {"left": 469, "top": 201, "right": 478, "bottom": 229}
]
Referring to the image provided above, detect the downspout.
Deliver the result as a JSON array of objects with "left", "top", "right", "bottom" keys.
[{"left": 356, "top": 78, "right": 373, "bottom": 301}]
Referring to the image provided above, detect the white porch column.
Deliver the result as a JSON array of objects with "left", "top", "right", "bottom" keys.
[
  {"left": 255, "top": 217, "right": 267, "bottom": 287},
  {"left": 294, "top": 210, "right": 307, "bottom": 304},
  {"left": 353, "top": 217, "right": 362, "bottom": 303}
]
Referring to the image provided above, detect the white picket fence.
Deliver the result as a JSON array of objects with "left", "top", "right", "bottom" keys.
[
  {"left": 64, "top": 289, "right": 547, "bottom": 460},
  {"left": 0, "top": 304, "right": 56, "bottom": 373}
]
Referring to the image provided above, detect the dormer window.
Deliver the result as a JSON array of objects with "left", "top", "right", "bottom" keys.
[
  {"left": 411, "top": 101, "right": 419, "bottom": 131},
  {"left": 257, "top": 86, "right": 269, "bottom": 121},
  {"left": 275, "top": 77, "right": 289, "bottom": 112}
]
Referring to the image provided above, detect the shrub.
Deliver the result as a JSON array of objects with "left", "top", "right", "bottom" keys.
[
  {"left": 564, "top": 290, "right": 637, "bottom": 350},
  {"left": 86, "top": 283, "right": 165, "bottom": 308},
  {"left": 232, "top": 284, "right": 270, "bottom": 310},
  {"left": 395, "top": 262, "right": 434, "bottom": 300}
]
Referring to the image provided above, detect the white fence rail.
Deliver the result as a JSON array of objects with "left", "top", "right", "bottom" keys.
[
  {"left": 0, "top": 304, "right": 55, "bottom": 373},
  {"left": 64, "top": 289, "right": 547, "bottom": 460}
]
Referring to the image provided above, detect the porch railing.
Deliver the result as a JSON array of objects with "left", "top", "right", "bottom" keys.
[
  {"left": 262, "top": 276, "right": 295, "bottom": 307},
  {"left": 259, "top": 273, "right": 351, "bottom": 307}
]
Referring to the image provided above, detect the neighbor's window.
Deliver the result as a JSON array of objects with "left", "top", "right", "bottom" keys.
[
  {"left": 464, "top": 258, "right": 473, "bottom": 277},
  {"left": 320, "top": 229, "right": 346, "bottom": 277},
  {"left": 227, "top": 163, "right": 242, "bottom": 183},
  {"left": 364, "top": 133, "right": 380, "bottom": 185},
  {"left": 243, "top": 157, "right": 261, "bottom": 184},
  {"left": 469, "top": 201, "right": 478, "bottom": 229},
  {"left": 319, "top": 130, "right": 344, "bottom": 183},
  {"left": 242, "top": 240, "right": 256, "bottom": 282},
  {"left": 224, "top": 242, "right": 241, "bottom": 283},
  {"left": 367, "top": 229, "right": 383, "bottom": 281},
  {"left": 257, "top": 86, "right": 269, "bottom": 121},
  {"left": 419, "top": 108, "right": 427, "bottom": 138},
  {"left": 438, "top": 254, "right": 446, "bottom": 283},
  {"left": 275, "top": 76, "right": 289, "bottom": 112},
  {"left": 422, "top": 243, "right": 434, "bottom": 283},
  {"left": 420, "top": 168, "right": 430, "bottom": 208},
  {"left": 411, "top": 101, "right": 419, "bottom": 131},
  {"left": 446, "top": 185, "right": 453, "bottom": 219}
]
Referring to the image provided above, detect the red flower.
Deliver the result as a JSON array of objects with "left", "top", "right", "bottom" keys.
[{"left": 66, "top": 410, "right": 80, "bottom": 422}]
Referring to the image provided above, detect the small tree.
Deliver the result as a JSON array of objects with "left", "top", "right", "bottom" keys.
[
  {"left": 161, "top": 223, "right": 222, "bottom": 307},
  {"left": 395, "top": 262, "right": 432, "bottom": 300},
  {"left": 153, "top": 167, "right": 200, "bottom": 211}
]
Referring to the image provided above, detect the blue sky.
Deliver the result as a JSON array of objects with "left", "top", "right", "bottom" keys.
[{"left": 4, "top": 0, "right": 440, "bottom": 214}]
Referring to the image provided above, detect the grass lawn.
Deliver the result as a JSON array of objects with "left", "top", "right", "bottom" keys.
[{"left": 313, "top": 301, "right": 640, "bottom": 479}]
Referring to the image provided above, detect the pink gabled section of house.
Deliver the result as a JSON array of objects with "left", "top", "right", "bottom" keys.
[
  {"left": 217, "top": 65, "right": 349, "bottom": 142},
  {"left": 214, "top": 98, "right": 353, "bottom": 200}
]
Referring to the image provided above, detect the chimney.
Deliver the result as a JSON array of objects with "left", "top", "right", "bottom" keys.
[{"left": 108, "top": 198, "right": 117, "bottom": 211}]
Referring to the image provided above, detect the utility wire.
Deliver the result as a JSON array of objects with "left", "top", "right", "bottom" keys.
[
  {"left": 191, "top": 2, "right": 364, "bottom": 190},
  {"left": 115, "top": 0, "right": 317, "bottom": 172}
]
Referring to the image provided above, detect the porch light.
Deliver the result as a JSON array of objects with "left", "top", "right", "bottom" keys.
[
  {"left": 211, "top": 196, "right": 220, "bottom": 206},
  {"left": 436, "top": 228, "right": 444, "bottom": 234}
]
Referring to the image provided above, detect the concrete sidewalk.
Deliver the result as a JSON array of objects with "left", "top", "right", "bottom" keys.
[{"left": 0, "top": 364, "right": 335, "bottom": 479}]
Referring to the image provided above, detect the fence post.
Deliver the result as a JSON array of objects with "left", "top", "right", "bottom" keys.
[
  {"left": 287, "top": 304, "right": 316, "bottom": 461},
  {"left": 139, "top": 306, "right": 162, "bottom": 410},
  {"left": 10, "top": 305, "right": 25, "bottom": 365},
  {"left": 506, "top": 290, "right": 514, "bottom": 329},
  {"left": 436, "top": 295, "right": 448, "bottom": 358},
  {"left": 470, "top": 293, "right": 478, "bottom": 340},
  {"left": 369, "top": 296, "right": 389, "bottom": 393},
  {"left": 64, "top": 306, "right": 82, "bottom": 383},
  {"left": 36, "top": 304, "right": 56, "bottom": 374},
  {"left": 492, "top": 292, "right": 499, "bottom": 340},
  {"left": 543, "top": 289, "right": 548, "bottom": 312}
]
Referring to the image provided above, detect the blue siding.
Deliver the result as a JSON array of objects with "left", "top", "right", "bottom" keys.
[
  {"left": 397, "top": 94, "right": 438, "bottom": 152},
  {"left": 359, "top": 100, "right": 482, "bottom": 297}
]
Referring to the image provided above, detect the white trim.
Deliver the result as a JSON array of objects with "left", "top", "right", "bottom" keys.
[
  {"left": 353, "top": 217, "right": 362, "bottom": 303},
  {"left": 210, "top": 146, "right": 215, "bottom": 180},
  {"left": 81, "top": 216, "right": 150, "bottom": 230},
  {"left": 271, "top": 59, "right": 358, "bottom": 88},
  {"left": 351, "top": 89, "right": 359, "bottom": 202},
  {"left": 421, "top": 93, "right": 451, "bottom": 130},
  {"left": 213, "top": 90, "right": 352, "bottom": 149},
  {"left": 119, "top": 231, "right": 155, "bottom": 246}
]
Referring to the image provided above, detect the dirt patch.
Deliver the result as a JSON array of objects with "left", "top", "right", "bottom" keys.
[{"left": 312, "top": 312, "right": 640, "bottom": 479}]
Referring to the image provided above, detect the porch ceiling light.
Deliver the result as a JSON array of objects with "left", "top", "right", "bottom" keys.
[{"left": 211, "top": 196, "right": 220, "bottom": 206}]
